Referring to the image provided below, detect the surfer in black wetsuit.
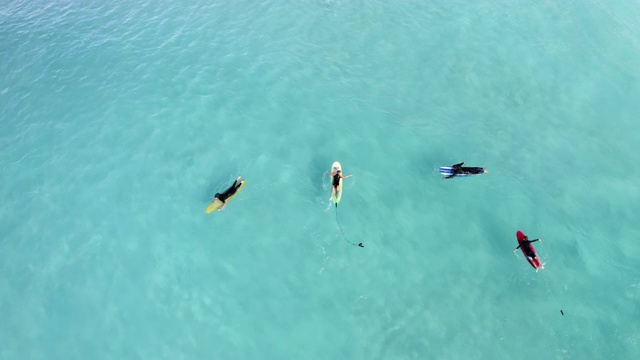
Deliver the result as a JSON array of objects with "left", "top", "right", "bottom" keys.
[
  {"left": 514, "top": 236, "right": 540, "bottom": 260},
  {"left": 328, "top": 169, "right": 352, "bottom": 200},
  {"left": 215, "top": 176, "right": 243, "bottom": 211},
  {"left": 443, "top": 162, "right": 488, "bottom": 179}
]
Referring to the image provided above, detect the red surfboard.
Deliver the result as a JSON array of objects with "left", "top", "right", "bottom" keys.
[{"left": 517, "top": 230, "right": 543, "bottom": 271}]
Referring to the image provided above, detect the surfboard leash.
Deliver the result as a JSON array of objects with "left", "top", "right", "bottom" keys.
[
  {"left": 536, "top": 240, "right": 565, "bottom": 316},
  {"left": 514, "top": 241, "right": 563, "bottom": 316},
  {"left": 334, "top": 206, "right": 363, "bottom": 248},
  {"left": 541, "top": 264, "right": 564, "bottom": 316}
]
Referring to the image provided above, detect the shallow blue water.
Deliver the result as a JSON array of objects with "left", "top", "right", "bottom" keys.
[{"left": 2, "top": 0, "right": 640, "bottom": 359}]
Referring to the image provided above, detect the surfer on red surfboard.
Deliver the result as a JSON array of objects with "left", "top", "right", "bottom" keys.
[{"left": 514, "top": 231, "right": 544, "bottom": 271}]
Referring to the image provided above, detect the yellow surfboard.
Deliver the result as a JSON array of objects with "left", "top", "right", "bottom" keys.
[{"left": 205, "top": 179, "right": 247, "bottom": 214}]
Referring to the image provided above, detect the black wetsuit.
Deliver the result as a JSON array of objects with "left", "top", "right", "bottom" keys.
[
  {"left": 216, "top": 179, "right": 242, "bottom": 202},
  {"left": 332, "top": 174, "right": 341, "bottom": 188},
  {"left": 461, "top": 167, "right": 485, "bottom": 174},
  {"left": 516, "top": 239, "right": 539, "bottom": 258},
  {"left": 523, "top": 244, "right": 536, "bottom": 258},
  {"left": 446, "top": 162, "right": 485, "bottom": 178}
]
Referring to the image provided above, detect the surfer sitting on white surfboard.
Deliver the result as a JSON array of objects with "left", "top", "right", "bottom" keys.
[
  {"left": 328, "top": 170, "right": 352, "bottom": 200},
  {"left": 215, "top": 176, "right": 242, "bottom": 211},
  {"left": 443, "top": 162, "right": 488, "bottom": 179},
  {"left": 514, "top": 236, "right": 540, "bottom": 261}
]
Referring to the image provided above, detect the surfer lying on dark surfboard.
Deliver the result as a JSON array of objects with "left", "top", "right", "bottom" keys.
[
  {"left": 215, "top": 176, "right": 242, "bottom": 211},
  {"left": 514, "top": 236, "right": 540, "bottom": 261},
  {"left": 328, "top": 169, "right": 352, "bottom": 200},
  {"left": 443, "top": 162, "right": 488, "bottom": 179}
]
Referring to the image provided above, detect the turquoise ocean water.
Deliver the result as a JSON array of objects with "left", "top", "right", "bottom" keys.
[{"left": 2, "top": 0, "right": 640, "bottom": 359}]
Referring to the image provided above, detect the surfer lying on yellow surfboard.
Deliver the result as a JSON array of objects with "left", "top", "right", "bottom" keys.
[{"left": 205, "top": 176, "right": 246, "bottom": 213}]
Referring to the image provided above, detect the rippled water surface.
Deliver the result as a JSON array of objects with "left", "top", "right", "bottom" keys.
[{"left": 2, "top": 1, "right": 640, "bottom": 359}]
